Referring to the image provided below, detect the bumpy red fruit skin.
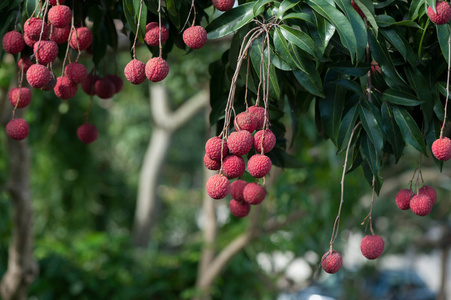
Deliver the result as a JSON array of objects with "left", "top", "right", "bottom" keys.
[
  {"left": 254, "top": 129, "right": 276, "bottom": 153},
  {"left": 18, "top": 57, "right": 33, "bottom": 73},
  {"left": 230, "top": 179, "right": 248, "bottom": 203},
  {"left": 205, "top": 137, "right": 228, "bottom": 161},
  {"left": 222, "top": 155, "right": 245, "bottom": 179},
  {"left": 9, "top": 87, "right": 32, "bottom": 109},
  {"left": 321, "top": 250, "right": 343, "bottom": 274},
  {"left": 360, "top": 235, "right": 384, "bottom": 260},
  {"left": 243, "top": 183, "right": 266, "bottom": 205},
  {"left": 432, "top": 137, "right": 451, "bottom": 161},
  {"left": 419, "top": 186, "right": 437, "bottom": 205},
  {"left": 395, "top": 188, "right": 414, "bottom": 210},
  {"left": 24, "top": 18, "right": 50, "bottom": 40},
  {"left": 69, "top": 27, "right": 93, "bottom": 50},
  {"left": 6, "top": 119, "right": 30, "bottom": 140},
  {"left": 183, "top": 26, "right": 207, "bottom": 49},
  {"left": 144, "top": 22, "right": 169, "bottom": 46},
  {"left": 41, "top": 71, "right": 57, "bottom": 91},
  {"left": 227, "top": 130, "right": 253, "bottom": 156},
  {"left": 26, "top": 64, "right": 51, "bottom": 89},
  {"left": 124, "top": 59, "right": 146, "bottom": 85},
  {"left": 2, "top": 31, "right": 25, "bottom": 55},
  {"left": 33, "top": 40, "right": 59, "bottom": 64},
  {"left": 54, "top": 76, "right": 78, "bottom": 99},
  {"left": 95, "top": 78, "right": 115, "bottom": 99},
  {"left": 235, "top": 111, "right": 257, "bottom": 133},
  {"left": 248, "top": 105, "right": 267, "bottom": 130},
  {"left": 351, "top": 0, "right": 365, "bottom": 19},
  {"left": 50, "top": 26, "right": 71, "bottom": 44},
  {"left": 23, "top": 34, "right": 36, "bottom": 48},
  {"left": 212, "top": 0, "right": 235, "bottom": 11},
  {"left": 65, "top": 62, "right": 87, "bottom": 84},
  {"left": 145, "top": 57, "right": 169, "bottom": 82},
  {"left": 204, "top": 154, "right": 221, "bottom": 170},
  {"left": 105, "top": 75, "right": 123, "bottom": 94},
  {"left": 48, "top": 5, "right": 72, "bottom": 28},
  {"left": 229, "top": 199, "right": 251, "bottom": 218},
  {"left": 248, "top": 154, "right": 272, "bottom": 178},
  {"left": 410, "top": 194, "right": 433, "bottom": 216},
  {"left": 77, "top": 123, "right": 98, "bottom": 144},
  {"left": 81, "top": 74, "right": 100, "bottom": 95},
  {"left": 206, "top": 174, "right": 230, "bottom": 199},
  {"left": 428, "top": 1, "right": 451, "bottom": 25},
  {"left": 49, "top": 0, "right": 66, "bottom": 5}
]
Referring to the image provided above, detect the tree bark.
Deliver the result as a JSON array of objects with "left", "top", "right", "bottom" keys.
[{"left": 438, "top": 246, "right": 449, "bottom": 300}]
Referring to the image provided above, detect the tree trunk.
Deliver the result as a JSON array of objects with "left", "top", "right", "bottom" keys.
[{"left": 438, "top": 246, "right": 450, "bottom": 300}]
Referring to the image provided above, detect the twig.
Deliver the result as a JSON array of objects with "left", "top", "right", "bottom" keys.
[
  {"left": 440, "top": 32, "right": 451, "bottom": 138},
  {"left": 131, "top": 0, "right": 144, "bottom": 60}
]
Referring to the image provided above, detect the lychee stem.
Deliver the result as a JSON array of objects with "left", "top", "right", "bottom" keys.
[
  {"left": 62, "top": 8, "right": 76, "bottom": 75},
  {"left": 30, "top": 0, "right": 41, "bottom": 20},
  {"left": 440, "top": 32, "right": 451, "bottom": 139},
  {"left": 361, "top": 175, "right": 376, "bottom": 236},
  {"left": 14, "top": 3, "right": 21, "bottom": 31},
  {"left": 158, "top": 0, "right": 163, "bottom": 58},
  {"left": 131, "top": 0, "right": 144, "bottom": 60},
  {"left": 84, "top": 95, "right": 93, "bottom": 123},
  {"left": 33, "top": 0, "right": 50, "bottom": 65},
  {"left": 244, "top": 54, "right": 250, "bottom": 110}
]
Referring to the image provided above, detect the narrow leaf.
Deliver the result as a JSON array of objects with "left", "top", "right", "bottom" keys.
[{"left": 393, "top": 106, "right": 428, "bottom": 155}]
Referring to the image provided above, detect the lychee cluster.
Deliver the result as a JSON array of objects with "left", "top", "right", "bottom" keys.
[
  {"left": 395, "top": 185, "right": 437, "bottom": 216},
  {"left": 427, "top": 1, "right": 451, "bottom": 25}
]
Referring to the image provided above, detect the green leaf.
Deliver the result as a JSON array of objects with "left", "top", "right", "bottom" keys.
[
  {"left": 206, "top": 2, "right": 256, "bottom": 39},
  {"left": 383, "top": 89, "right": 422, "bottom": 106},
  {"left": 352, "top": 0, "right": 378, "bottom": 34},
  {"left": 337, "top": 104, "right": 360, "bottom": 152},
  {"left": 278, "top": 0, "right": 301, "bottom": 18},
  {"left": 166, "top": 0, "right": 178, "bottom": 16},
  {"left": 331, "top": 61, "right": 370, "bottom": 76},
  {"left": 381, "top": 102, "right": 405, "bottom": 162},
  {"left": 273, "top": 27, "right": 297, "bottom": 69},
  {"left": 360, "top": 134, "right": 382, "bottom": 175},
  {"left": 426, "top": 0, "right": 436, "bottom": 13},
  {"left": 361, "top": 161, "right": 384, "bottom": 195},
  {"left": 281, "top": 12, "right": 315, "bottom": 23},
  {"left": 392, "top": 106, "right": 428, "bottom": 155},
  {"left": 380, "top": 28, "right": 416, "bottom": 67},
  {"left": 437, "top": 23, "right": 451, "bottom": 65},
  {"left": 359, "top": 104, "right": 384, "bottom": 152},
  {"left": 318, "top": 77, "right": 346, "bottom": 142},
  {"left": 410, "top": 0, "right": 425, "bottom": 20},
  {"left": 375, "top": 15, "right": 395, "bottom": 27},
  {"left": 253, "top": 0, "right": 274, "bottom": 16},
  {"left": 330, "top": 79, "right": 363, "bottom": 95},
  {"left": 279, "top": 25, "right": 317, "bottom": 59},
  {"left": 123, "top": 0, "right": 147, "bottom": 43}
]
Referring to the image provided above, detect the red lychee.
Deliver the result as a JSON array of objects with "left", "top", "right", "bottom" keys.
[
  {"left": 50, "top": 26, "right": 71, "bottom": 44},
  {"left": 81, "top": 74, "right": 100, "bottom": 95},
  {"left": 243, "top": 182, "right": 266, "bottom": 205},
  {"left": 145, "top": 57, "right": 169, "bottom": 82},
  {"left": 9, "top": 87, "right": 32, "bottom": 109},
  {"left": 105, "top": 74, "right": 123, "bottom": 94},
  {"left": 227, "top": 130, "right": 253, "bottom": 156},
  {"left": 410, "top": 194, "right": 433, "bottom": 216},
  {"left": 49, "top": 0, "right": 66, "bottom": 5},
  {"left": 24, "top": 17, "right": 50, "bottom": 40},
  {"left": 206, "top": 174, "right": 230, "bottom": 199},
  {"left": 419, "top": 185, "right": 437, "bottom": 205},
  {"left": 23, "top": 33, "right": 36, "bottom": 48},
  {"left": 247, "top": 154, "right": 272, "bottom": 178},
  {"left": 204, "top": 154, "right": 221, "bottom": 170},
  {"left": 95, "top": 78, "right": 116, "bottom": 99},
  {"left": 222, "top": 154, "right": 245, "bottom": 179},
  {"left": 6, "top": 118, "right": 30, "bottom": 140},
  {"left": 124, "top": 59, "right": 146, "bottom": 85},
  {"left": 235, "top": 111, "right": 257, "bottom": 133},
  {"left": 41, "top": 71, "right": 57, "bottom": 91},
  {"left": 248, "top": 105, "right": 268, "bottom": 130},
  {"left": 229, "top": 199, "right": 251, "bottom": 218},
  {"left": 2, "top": 31, "right": 25, "bottom": 55},
  {"left": 26, "top": 64, "right": 51, "bottom": 89},
  {"left": 230, "top": 179, "right": 248, "bottom": 203},
  {"left": 183, "top": 26, "right": 207, "bottom": 49},
  {"left": 144, "top": 22, "right": 169, "bottom": 47},
  {"left": 360, "top": 235, "right": 384, "bottom": 260},
  {"left": 432, "top": 137, "right": 451, "bottom": 161},
  {"left": 351, "top": 0, "right": 365, "bottom": 19},
  {"left": 395, "top": 188, "right": 414, "bottom": 210},
  {"left": 33, "top": 40, "right": 58, "bottom": 64},
  {"left": 77, "top": 123, "right": 98, "bottom": 144},
  {"left": 254, "top": 129, "right": 276, "bottom": 153},
  {"left": 428, "top": 1, "right": 451, "bottom": 25},
  {"left": 69, "top": 27, "right": 93, "bottom": 50},
  {"left": 54, "top": 76, "right": 78, "bottom": 100},
  {"left": 205, "top": 136, "right": 228, "bottom": 161},
  {"left": 212, "top": 0, "right": 235, "bottom": 11},
  {"left": 18, "top": 56, "right": 33, "bottom": 73},
  {"left": 321, "top": 250, "right": 342, "bottom": 274},
  {"left": 65, "top": 62, "right": 87, "bottom": 84},
  {"left": 48, "top": 5, "right": 72, "bottom": 28}
]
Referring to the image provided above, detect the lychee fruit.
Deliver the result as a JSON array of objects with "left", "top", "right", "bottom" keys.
[
  {"left": 235, "top": 111, "right": 257, "bottom": 133},
  {"left": 230, "top": 179, "right": 248, "bottom": 203},
  {"left": 206, "top": 174, "right": 230, "bottom": 199},
  {"left": 124, "top": 59, "right": 146, "bottom": 85},
  {"left": 49, "top": 0, "right": 66, "bottom": 5},
  {"left": 33, "top": 40, "right": 59, "bottom": 64},
  {"left": 95, "top": 78, "right": 116, "bottom": 99},
  {"left": 65, "top": 62, "right": 87, "bottom": 84},
  {"left": 2, "top": 31, "right": 25, "bottom": 55},
  {"left": 229, "top": 199, "right": 251, "bottom": 218},
  {"left": 222, "top": 155, "right": 245, "bottom": 179},
  {"left": 105, "top": 74, "right": 123, "bottom": 94},
  {"left": 23, "top": 33, "right": 36, "bottom": 48},
  {"left": 26, "top": 64, "right": 51, "bottom": 89},
  {"left": 227, "top": 130, "right": 253, "bottom": 156},
  {"left": 9, "top": 87, "right": 32, "bottom": 109},
  {"left": 351, "top": 0, "right": 365, "bottom": 19},
  {"left": 321, "top": 250, "right": 343, "bottom": 274},
  {"left": 54, "top": 76, "right": 78, "bottom": 99},
  {"left": 212, "top": 0, "right": 235, "bottom": 11},
  {"left": 183, "top": 26, "right": 207, "bottom": 49},
  {"left": 395, "top": 188, "right": 414, "bottom": 210},
  {"left": 205, "top": 136, "right": 228, "bottom": 161},
  {"left": 419, "top": 185, "right": 437, "bottom": 205},
  {"left": 410, "top": 194, "right": 433, "bottom": 216},
  {"left": 204, "top": 154, "right": 221, "bottom": 170},
  {"left": 145, "top": 57, "right": 169, "bottom": 82},
  {"left": 81, "top": 74, "right": 100, "bottom": 95},
  {"left": 41, "top": 71, "right": 57, "bottom": 91},
  {"left": 50, "top": 26, "right": 71, "bottom": 44},
  {"left": 69, "top": 27, "right": 93, "bottom": 50},
  {"left": 428, "top": 1, "right": 451, "bottom": 25},
  {"left": 254, "top": 129, "right": 276, "bottom": 153},
  {"left": 247, "top": 154, "right": 272, "bottom": 178},
  {"left": 24, "top": 17, "right": 50, "bottom": 40},
  {"left": 243, "top": 182, "right": 266, "bottom": 205},
  {"left": 432, "top": 137, "right": 451, "bottom": 161},
  {"left": 6, "top": 118, "right": 30, "bottom": 140},
  {"left": 18, "top": 56, "right": 33, "bottom": 73},
  {"left": 248, "top": 105, "right": 267, "bottom": 130},
  {"left": 144, "top": 22, "right": 169, "bottom": 47},
  {"left": 48, "top": 5, "right": 72, "bottom": 28},
  {"left": 77, "top": 123, "right": 98, "bottom": 144},
  {"left": 360, "top": 235, "right": 384, "bottom": 260}
]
